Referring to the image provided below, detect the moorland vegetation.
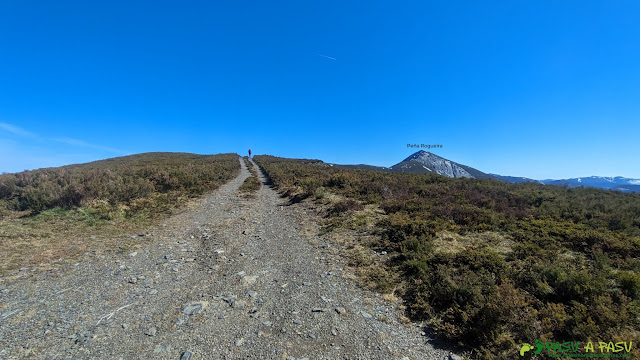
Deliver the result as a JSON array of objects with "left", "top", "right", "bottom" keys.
[
  {"left": 254, "top": 155, "right": 640, "bottom": 359},
  {"left": 0, "top": 152, "right": 239, "bottom": 273}
]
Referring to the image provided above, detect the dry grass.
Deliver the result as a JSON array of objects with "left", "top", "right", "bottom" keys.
[
  {"left": 381, "top": 292, "right": 400, "bottom": 303},
  {"left": 240, "top": 157, "right": 261, "bottom": 197},
  {"left": 238, "top": 175, "right": 261, "bottom": 197},
  {"left": 0, "top": 207, "right": 150, "bottom": 275},
  {"left": 310, "top": 195, "right": 401, "bottom": 296},
  {"left": 244, "top": 157, "right": 259, "bottom": 177},
  {"left": 433, "top": 230, "right": 515, "bottom": 256}
]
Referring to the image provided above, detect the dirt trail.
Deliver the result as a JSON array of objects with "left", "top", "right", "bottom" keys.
[{"left": 0, "top": 157, "right": 454, "bottom": 360}]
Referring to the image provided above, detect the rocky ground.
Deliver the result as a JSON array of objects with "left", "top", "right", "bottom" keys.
[{"left": 0, "top": 157, "right": 459, "bottom": 360}]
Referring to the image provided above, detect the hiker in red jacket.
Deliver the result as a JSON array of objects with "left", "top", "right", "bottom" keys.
[{"left": 248, "top": 149, "right": 252, "bottom": 158}]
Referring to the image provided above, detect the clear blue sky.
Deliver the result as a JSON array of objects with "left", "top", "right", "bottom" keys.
[{"left": 1, "top": 1, "right": 639, "bottom": 179}]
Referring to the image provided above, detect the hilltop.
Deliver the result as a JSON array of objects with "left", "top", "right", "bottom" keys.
[{"left": 389, "top": 150, "right": 494, "bottom": 179}]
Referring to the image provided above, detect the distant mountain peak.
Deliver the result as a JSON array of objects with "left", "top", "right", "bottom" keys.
[
  {"left": 413, "top": 150, "right": 430, "bottom": 155},
  {"left": 401, "top": 150, "right": 436, "bottom": 161},
  {"left": 391, "top": 151, "right": 493, "bottom": 179}
]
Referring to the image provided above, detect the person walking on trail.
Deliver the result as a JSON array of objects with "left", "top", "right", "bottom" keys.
[{"left": 248, "top": 149, "right": 252, "bottom": 158}]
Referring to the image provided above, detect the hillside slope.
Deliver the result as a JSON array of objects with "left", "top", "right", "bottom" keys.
[
  {"left": 0, "top": 152, "right": 240, "bottom": 274},
  {"left": 254, "top": 154, "right": 640, "bottom": 359},
  {"left": 390, "top": 150, "right": 494, "bottom": 179}
]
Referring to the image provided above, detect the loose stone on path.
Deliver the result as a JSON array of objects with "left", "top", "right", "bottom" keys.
[{"left": 182, "top": 301, "right": 209, "bottom": 316}]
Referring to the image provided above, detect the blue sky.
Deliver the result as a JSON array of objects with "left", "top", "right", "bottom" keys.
[{"left": 1, "top": 1, "right": 639, "bottom": 179}]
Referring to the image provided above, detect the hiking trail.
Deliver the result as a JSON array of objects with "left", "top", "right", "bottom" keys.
[{"left": 0, "top": 157, "right": 455, "bottom": 360}]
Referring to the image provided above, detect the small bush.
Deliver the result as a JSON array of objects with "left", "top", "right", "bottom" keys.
[
  {"left": 328, "top": 199, "right": 364, "bottom": 216},
  {"left": 618, "top": 271, "right": 640, "bottom": 299},
  {"left": 239, "top": 175, "right": 261, "bottom": 196}
]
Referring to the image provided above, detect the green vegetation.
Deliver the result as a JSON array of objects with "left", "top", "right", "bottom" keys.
[
  {"left": 254, "top": 155, "right": 640, "bottom": 359},
  {"left": 238, "top": 176, "right": 261, "bottom": 195},
  {"left": 0, "top": 152, "right": 239, "bottom": 273},
  {"left": 0, "top": 152, "right": 239, "bottom": 216},
  {"left": 239, "top": 157, "right": 261, "bottom": 196}
]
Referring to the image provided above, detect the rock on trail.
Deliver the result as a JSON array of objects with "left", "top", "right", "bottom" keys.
[{"left": 0, "top": 157, "right": 455, "bottom": 359}]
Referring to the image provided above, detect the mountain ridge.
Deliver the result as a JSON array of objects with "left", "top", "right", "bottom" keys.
[
  {"left": 389, "top": 150, "right": 494, "bottom": 179},
  {"left": 333, "top": 150, "right": 640, "bottom": 193}
]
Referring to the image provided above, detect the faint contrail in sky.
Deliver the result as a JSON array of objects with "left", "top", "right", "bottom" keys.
[
  {"left": 318, "top": 54, "right": 337, "bottom": 60},
  {"left": 0, "top": 122, "right": 37, "bottom": 138},
  {"left": 0, "top": 122, "right": 126, "bottom": 154}
]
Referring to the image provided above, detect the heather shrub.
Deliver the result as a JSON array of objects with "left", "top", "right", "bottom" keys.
[
  {"left": 0, "top": 153, "right": 239, "bottom": 216},
  {"left": 255, "top": 155, "right": 640, "bottom": 359},
  {"left": 328, "top": 199, "right": 364, "bottom": 216}
]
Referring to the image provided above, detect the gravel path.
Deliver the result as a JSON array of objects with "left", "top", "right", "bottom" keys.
[{"left": 0, "top": 157, "right": 455, "bottom": 360}]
